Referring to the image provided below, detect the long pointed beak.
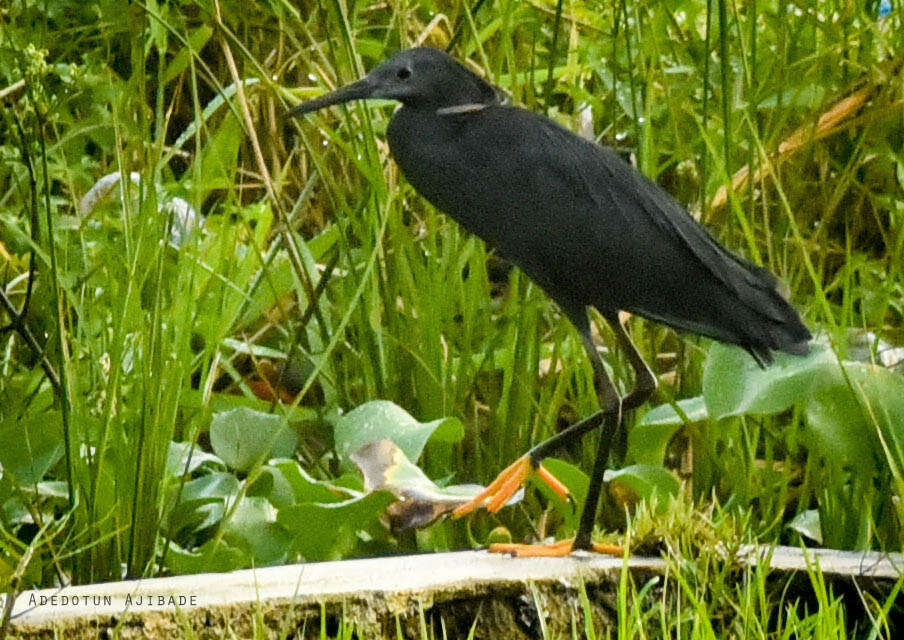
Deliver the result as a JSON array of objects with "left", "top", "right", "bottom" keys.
[{"left": 286, "top": 77, "right": 374, "bottom": 118}]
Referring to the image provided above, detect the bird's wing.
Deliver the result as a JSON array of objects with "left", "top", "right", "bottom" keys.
[{"left": 533, "top": 114, "right": 791, "bottom": 324}]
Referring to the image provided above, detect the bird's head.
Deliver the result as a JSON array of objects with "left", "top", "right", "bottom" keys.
[{"left": 287, "top": 47, "right": 502, "bottom": 117}]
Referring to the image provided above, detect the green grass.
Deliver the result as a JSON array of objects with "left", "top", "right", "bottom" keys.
[{"left": 1, "top": 0, "right": 903, "bottom": 628}]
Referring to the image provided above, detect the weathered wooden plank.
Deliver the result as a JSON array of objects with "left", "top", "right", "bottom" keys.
[{"left": 5, "top": 546, "right": 901, "bottom": 639}]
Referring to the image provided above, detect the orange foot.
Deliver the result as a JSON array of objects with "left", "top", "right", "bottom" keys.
[
  {"left": 489, "top": 539, "right": 624, "bottom": 557},
  {"left": 453, "top": 455, "right": 571, "bottom": 517}
]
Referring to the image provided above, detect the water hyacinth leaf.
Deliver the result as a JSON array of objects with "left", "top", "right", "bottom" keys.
[
  {"left": 328, "top": 472, "right": 369, "bottom": 494},
  {"left": 166, "top": 496, "right": 225, "bottom": 541},
  {"left": 350, "top": 439, "right": 489, "bottom": 530},
  {"left": 803, "top": 362, "right": 904, "bottom": 471},
  {"left": 630, "top": 396, "right": 707, "bottom": 465},
  {"left": 165, "top": 471, "right": 240, "bottom": 536},
  {"left": 334, "top": 400, "right": 464, "bottom": 471},
  {"left": 178, "top": 471, "right": 240, "bottom": 503},
  {"left": 640, "top": 396, "right": 708, "bottom": 427},
  {"left": 0, "top": 411, "right": 64, "bottom": 485},
  {"left": 248, "top": 459, "right": 345, "bottom": 509},
  {"left": 804, "top": 379, "right": 876, "bottom": 470},
  {"left": 209, "top": 407, "right": 298, "bottom": 473},
  {"left": 165, "top": 539, "right": 248, "bottom": 575},
  {"left": 604, "top": 464, "right": 679, "bottom": 511},
  {"left": 703, "top": 342, "right": 835, "bottom": 420},
  {"left": 277, "top": 491, "right": 396, "bottom": 561},
  {"left": 222, "top": 496, "right": 291, "bottom": 566},
  {"left": 166, "top": 441, "right": 224, "bottom": 479}
]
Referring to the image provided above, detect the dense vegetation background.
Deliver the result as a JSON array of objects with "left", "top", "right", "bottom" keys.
[{"left": 1, "top": 0, "right": 903, "bottom": 625}]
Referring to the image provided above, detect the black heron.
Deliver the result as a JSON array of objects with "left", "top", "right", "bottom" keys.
[{"left": 289, "top": 47, "right": 811, "bottom": 555}]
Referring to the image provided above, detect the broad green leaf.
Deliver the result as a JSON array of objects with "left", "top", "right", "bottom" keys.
[
  {"left": 2, "top": 496, "right": 30, "bottom": 527},
  {"left": 165, "top": 539, "right": 248, "bottom": 575},
  {"left": 333, "top": 400, "right": 464, "bottom": 471},
  {"left": 278, "top": 491, "right": 395, "bottom": 561},
  {"left": 209, "top": 407, "right": 297, "bottom": 473},
  {"left": 605, "top": 464, "right": 679, "bottom": 510},
  {"left": 804, "top": 380, "right": 876, "bottom": 469},
  {"left": 640, "top": 396, "right": 708, "bottom": 427},
  {"left": 631, "top": 396, "right": 707, "bottom": 464},
  {"left": 200, "top": 112, "right": 241, "bottom": 191},
  {"left": 222, "top": 496, "right": 291, "bottom": 566},
  {"left": 703, "top": 342, "right": 835, "bottom": 419},
  {"left": 165, "top": 472, "right": 239, "bottom": 536},
  {"left": 0, "top": 410, "right": 63, "bottom": 485},
  {"left": 166, "top": 441, "right": 223, "bottom": 478},
  {"left": 248, "top": 459, "right": 345, "bottom": 509},
  {"left": 803, "top": 362, "right": 904, "bottom": 471}
]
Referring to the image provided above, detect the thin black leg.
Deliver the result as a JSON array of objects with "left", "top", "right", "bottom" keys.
[
  {"left": 573, "top": 310, "right": 658, "bottom": 551},
  {"left": 527, "top": 310, "right": 655, "bottom": 463},
  {"left": 528, "top": 409, "right": 605, "bottom": 461},
  {"left": 511, "top": 307, "right": 658, "bottom": 552},
  {"left": 604, "top": 311, "right": 657, "bottom": 410},
  {"left": 572, "top": 315, "right": 621, "bottom": 550},
  {"left": 573, "top": 407, "right": 620, "bottom": 549}
]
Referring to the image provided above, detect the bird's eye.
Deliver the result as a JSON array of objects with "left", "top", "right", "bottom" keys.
[{"left": 396, "top": 67, "right": 411, "bottom": 80}]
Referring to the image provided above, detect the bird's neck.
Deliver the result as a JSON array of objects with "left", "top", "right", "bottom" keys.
[
  {"left": 436, "top": 102, "right": 493, "bottom": 115},
  {"left": 436, "top": 84, "right": 507, "bottom": 115},
  {"left": 404, "top": 81, "right": 506, "bottom": 115}
]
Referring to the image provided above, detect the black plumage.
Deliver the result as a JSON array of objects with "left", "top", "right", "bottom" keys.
[{"left": 289, "top": 47, "right": 811, "bottom": 554}]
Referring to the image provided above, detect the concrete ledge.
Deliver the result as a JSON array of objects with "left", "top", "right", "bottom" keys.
[{"left": 6, "top": 546, "right": 902, "bottom": 639}]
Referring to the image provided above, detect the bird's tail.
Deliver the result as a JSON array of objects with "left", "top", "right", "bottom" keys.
[{"left": 736, "top": 264, "right": 811, "bottom": 367}]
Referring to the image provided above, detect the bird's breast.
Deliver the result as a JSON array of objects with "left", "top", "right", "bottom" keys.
[{"left": 386, "top": 107, "right": 535, "bottom": 246}]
